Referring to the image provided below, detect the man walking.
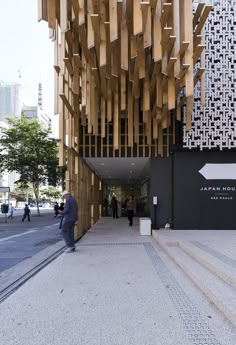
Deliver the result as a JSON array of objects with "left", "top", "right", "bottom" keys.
[
  {"left": 59, "top": 191, "right": 78, "bottom": 253},
  {"left": 111, "top": 196, "right": 119, "bottom": 219},
  {"left": 22, "top": 204, "right": 31, "bottom": 222},
  {"left": 54, "top": 202, "right": 59, "bottom": 217}
]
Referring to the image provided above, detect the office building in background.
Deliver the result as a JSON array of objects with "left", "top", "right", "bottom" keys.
[{"left": 0, "top": 81, "right": 22, "bottom": 123}]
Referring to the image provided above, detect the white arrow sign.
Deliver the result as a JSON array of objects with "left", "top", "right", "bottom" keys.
[{"left": 199, "top": 163, "right": 236, "bottom": 180}]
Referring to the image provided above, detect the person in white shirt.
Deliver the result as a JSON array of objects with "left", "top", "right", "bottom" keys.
[{"left": 8, "top": 203, "right": 14, "bottom": 219}]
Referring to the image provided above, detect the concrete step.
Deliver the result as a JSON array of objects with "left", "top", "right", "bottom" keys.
[
  {"left": 152, "top": 231, "right": 236, "bottom": 328},
  {"left": 179, "top": 240, "right": 236, "bottom": 289}
]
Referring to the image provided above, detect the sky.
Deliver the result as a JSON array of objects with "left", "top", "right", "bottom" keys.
[{"left": 0, "top": 0, "right": 58, "bottom": 135}]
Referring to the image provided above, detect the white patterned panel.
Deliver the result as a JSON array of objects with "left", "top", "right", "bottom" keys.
[{"left": 183, "top": 1, "right": 236, "bottom": 150}]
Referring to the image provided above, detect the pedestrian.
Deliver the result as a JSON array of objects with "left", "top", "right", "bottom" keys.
[
  {"left": 58, "top": 202, "right": 64, "bottom": 229},
  {"left": 59, "top": 191, "right": 78, "bottom": 253},
  {"left": 126, "top": 195, "right": 134, "bottom": 226},
  {"left": 22, "top": 204, "right": 31, "bottom": 222},
  {"left": 111, "top": 196, "right": 119, "bottom": 219},
  {"left": 8, "top": 203, "right": 14, "bottom": 219},
  {"left": 54, "top": 201, "right": 59, "bottom": 218},
  {"left": 104, "top": 197, "right": 109, "bottom": 216}
]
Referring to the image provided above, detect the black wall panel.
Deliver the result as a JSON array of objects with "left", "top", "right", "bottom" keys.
[
  {"left": 150, "top": 157, "right": 172, "bottom": 229},
  {"left": 173, "top": 151, "right": 236, "bottom": 229}
]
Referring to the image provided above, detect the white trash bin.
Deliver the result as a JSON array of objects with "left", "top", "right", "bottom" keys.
[{"left": 139, "top": 218, "right": 151, "bottom": 236}]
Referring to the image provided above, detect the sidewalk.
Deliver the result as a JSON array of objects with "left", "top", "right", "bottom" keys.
[
  {"left": 0, "top": 207, "right": 54, "bottom": 220},
  {"left": 0, "top": 218, "right": 236, "bottom": 345}
]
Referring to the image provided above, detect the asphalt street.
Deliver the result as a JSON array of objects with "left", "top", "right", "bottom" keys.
[{"left": 0, "top": 211, "right": 63, "bottom": 273}]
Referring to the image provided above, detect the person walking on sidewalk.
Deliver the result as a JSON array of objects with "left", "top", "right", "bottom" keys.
[
  {"left": 22, "top": 204, "right": 31, "bottom": 222},
  {"left": 126, "top": 196, "right": 134, "bottom": 226},
  {"left": 59, "top": 191, "right": 78, "bottom": 253},
  {"left": 111, "top": 196, "right": 119, "bottom": 219},
  {"left": 54, "top": 202, "right": 59, "bottom": 218},
  {"left": 8, "top": 203, "right": 15, "bottom": 219},
  {"left": 58, "top": 202, "right": 64, "bottom": 229}
]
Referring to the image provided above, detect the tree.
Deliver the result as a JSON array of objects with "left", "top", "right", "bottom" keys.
[
  {"left": 40, "top": 186, "right": 62, "bottom": 201},
  {"left": 0, "top": 115, "right": 62, "bottom": 215},
  {"left": 10, "top": 183, "right": 34, "bottom": 203}
]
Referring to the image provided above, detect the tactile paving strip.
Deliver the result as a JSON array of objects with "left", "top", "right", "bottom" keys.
[
  {"left": 143, "top": 242, "right": 221, "bottom": 345},
  {"left": 78, "top": 241, "right": 222, "bottom": 344},
  {"left": 191, "top": 241, "right": 236, "bottom": 269}
]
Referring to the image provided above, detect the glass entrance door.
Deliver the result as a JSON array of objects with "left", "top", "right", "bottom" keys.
[{"left": 102, "top": 181, "right": 150, "bottom": 217}]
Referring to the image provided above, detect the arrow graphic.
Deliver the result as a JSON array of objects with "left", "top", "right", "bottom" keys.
[{"left": 199, "top": 163, "right": 236, "bottom": 180}]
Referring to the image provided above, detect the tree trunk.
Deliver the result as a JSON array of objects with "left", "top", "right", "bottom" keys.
[{"left": 33, "top": 183, "right": 40, "bottom": 216}]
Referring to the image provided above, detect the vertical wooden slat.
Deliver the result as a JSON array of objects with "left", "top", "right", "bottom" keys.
[
  {"left": 182, "top": 0, "right": 194, "bottom": 98},
  {"left": 121, "top": 70, "right": 126, "bottom": 111},
  {"left": 153, "top": 0, "right": 162, "bottom": 62},
  {"left": 79, "top": 0, "right": 85, "bottom": 25},
  {"left": 107, "top": 79, "right": 112, "bottom": 122},
  {"left": 143, "top": 76, "right": 150, "bottom": 111},
  {"left": 38, "top": 0, "right": 47, "bottom": 21},
  {"left": 113, "top": 81, "right": 119, "bottom": 150},
  {"left": 100, "top": 1, "right": 107, "bottom": 67},
  {"left": 173, "top": 0, "right": 180, "bottom": 77},
  {"left": 134, "top": 99, "right": 139, "bottom": 144},
  {"left": 47, "top": 0, "right": 56, "bottom": 29},
  {"left": 60, "top": 0, "right": 68, "bottom": 32},
  {"left": 87, "top": 0, "right": 95, "bottom": 48},
  {"left": 109, "top": 0, "right": 118, "bottom": 42},
  {"left": 133, "top": 0, "right": 142, "bottom": 35},
  {"left": 153, "top": 117, "right": 158, "bottom": 140},
  {"left": 201, "top": 28, "right": 206, "bottom": 106},
  {"left": 138, "top": 36, "right": 145, "bottom": 79},
  {"left": 168, "top": 79, "right": 175, "bottom": 110},
  {"left": 121, "top": 1, "right": 128, "bottom": 71},
  {"left": 143, "top": 4, "right": 152, "bottom": 48},
  {"left": 186, "top": 95, "right": 193, "bottom": 131},
  {"left": 128, "top": 83, "right": 134, "bottom": 147},
  {"left": 101, "top": 97, "right": 106, "bottom": 138}
]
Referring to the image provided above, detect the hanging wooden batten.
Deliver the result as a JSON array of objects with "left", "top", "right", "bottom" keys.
[{"left": 38, "top": 1, "right": 212, "bottom": 226}]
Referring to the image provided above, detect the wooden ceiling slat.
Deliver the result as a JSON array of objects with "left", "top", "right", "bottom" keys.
[
  {"left": 121, "top": 1, "right": 129, "bottom": 71},
  {"left": 60, "top": 0, "right": 69, "bottom": 32},
  {"left": 38, "top": 0, "right": 48, "bottom": 22},
  {"left": 133, "top": 0, "right": 143, "bottom": 35},
  {"left": 41, "top": 0, "right": 211, "bottom": 158},
  {"left": 47, "top": 0, "right": 56, "bottom": 29},
  {"left": 109, "top": 0, "right": 118, "bottom": 42}
]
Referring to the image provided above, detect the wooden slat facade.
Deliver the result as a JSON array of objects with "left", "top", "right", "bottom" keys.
[{"left": 38, "top": 0, "right": 211, "bottom": 236}]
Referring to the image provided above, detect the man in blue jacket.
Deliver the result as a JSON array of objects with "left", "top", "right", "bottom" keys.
[{"left": 60, "top": 191, "right": 78, "bottom": 252}]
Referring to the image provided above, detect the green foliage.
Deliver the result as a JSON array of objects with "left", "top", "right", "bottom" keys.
[
  {"left": 0, "top": 115, "right": 61, "bottom": 213},
  {"left": 10, "top": 183, "right": 34, "bottom": 202},
  {"left": 0, "top": 115, "right": 57, "bottom": 182},
  {"left": 40, "top": 186, "right": 61, "bottom": 201}
]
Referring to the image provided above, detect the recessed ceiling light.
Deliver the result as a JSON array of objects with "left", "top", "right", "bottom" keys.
[
  {"left": 131, "top": 163, "right": 135, "bottom": 166},
  {"left": 101, "top": 163, "right": 105, "bottom": 165}
]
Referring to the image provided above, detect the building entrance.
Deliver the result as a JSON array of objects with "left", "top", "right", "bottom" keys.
[{"left": 102, "top": 181, "right": 150, "bottom": 218}]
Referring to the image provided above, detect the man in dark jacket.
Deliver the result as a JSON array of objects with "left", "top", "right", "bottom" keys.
[
  {"left": 59, "top": 191, "right": 78, "bottom": 252},
  {"left": 22, "top": 204, "right": 31, "bottom": 222},
  {"left": 111, "top": 196, "right": 118, "bottom": 219},
  {"left": 54, "top": 202, "right": 59, "bottom": 217}
]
